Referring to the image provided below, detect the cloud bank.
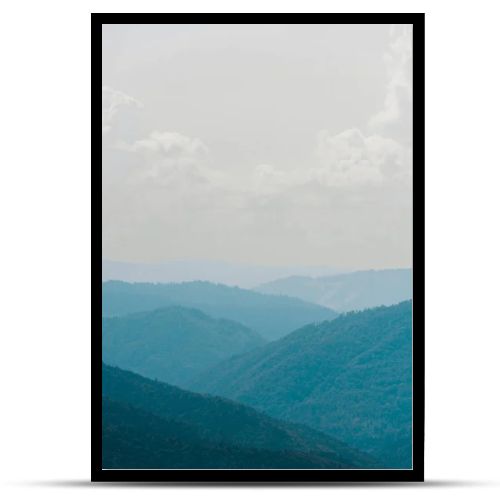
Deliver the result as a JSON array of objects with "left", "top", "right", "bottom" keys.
[{"left": 102, "top": 24, "right": 412, "bottom": 269}]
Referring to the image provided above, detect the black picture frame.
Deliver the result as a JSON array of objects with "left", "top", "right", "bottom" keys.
[{"left": 92, "top": 13, "right": 425, "bottom": 483}]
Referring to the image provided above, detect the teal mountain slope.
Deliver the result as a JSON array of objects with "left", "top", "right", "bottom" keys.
[
  {"left": 104, "top": 398, "right": 364, "bottom": 469},
  {"left": 102, "top": 306, "right": 265, "bottom": 387},
  {"left": 102, "top": 280, "right": 338, "bottom": 340},
  {"left": 255, "top": 269, "right": 411, "bottom": 312},
  {"left": 190, "top": 301, "right": 413, "bottom": 468},
  {"left": 102, "top": 364, "right": 379, "bottom": 469}
]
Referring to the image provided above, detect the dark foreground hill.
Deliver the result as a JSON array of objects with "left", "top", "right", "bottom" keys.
[
  {"left": 103, "top": 398, "right": 361, "bottom": 469},
  {"left": 255, "top": 269, "right": 411, "bottom": 312},
  {"left": 102, "top": 280, "right": 337, "bottom": 340},
  {"left": 102, "top": 306, "right": 264, "bottom": 387},
  {"left": 190, "top": 301, "right": 413, "bottom": 468},
  {"left": 102, "top": 364, "right": 378, "bottom": 469}
]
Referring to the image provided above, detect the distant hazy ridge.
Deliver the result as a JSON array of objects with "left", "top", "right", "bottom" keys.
[{"left": 255, "top": 269, "right": 412, "bottom": 311}]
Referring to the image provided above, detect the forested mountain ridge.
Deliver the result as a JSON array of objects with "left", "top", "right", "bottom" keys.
[
  {"left": 103, "top": 398, "right": 362, "bottom": 469},
  {"left": 102, "top": 364, "right": 379, "bottom": 469},
  {"left": 255, "top": 269, "right": 411, "bottom": 312},
  {"left": 102, "top": 306, "right": 265, "bottom": 387},
  {"left": 102, "top": 280, "right": 338, "bottom": 340},
  {"left": 190, "top": 301, "right": 413, "bottom": 468}
]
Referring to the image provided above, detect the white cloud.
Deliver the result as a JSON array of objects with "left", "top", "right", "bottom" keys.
[
  {"left": 101, "top": 33, "right": 412, "bottom": 269},
  {"left": 368, "top": 24, "right": 412, "bottom": 133},
  {"left": 243, "top": 127, "right": 409, "bottom": 195},
  {"left": 101, "top": 85, "right": 212, "bottom": 189},
  {"left": 315, "top": 128, "right": 410, "bottom": 186},
  {"left": 126, "top": 130, "right": 209, "bottom": 183},
  {"left": 102, "top": 86, "right": 142, "bottom": 137},
  {"left": 304, "top": 24, "right": 413, "bottom": 190},
  {"left": 130, "top": 130, "right": 207, "bottom": 158}
]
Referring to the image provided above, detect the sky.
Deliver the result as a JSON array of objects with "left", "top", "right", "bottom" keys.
[{"left": 102, "top": 24, "right": 412, "bottom": 269}]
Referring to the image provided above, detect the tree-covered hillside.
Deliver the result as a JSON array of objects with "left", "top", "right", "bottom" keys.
[
  {"left": 102, "top": 280, "right": 337, "bottom": 340},
  {"left": 255, "top": 269, "right": 411, "bottom": 312},
  {"left": 102, "top": 364, "right": 378, "bottom": 469},
  {"left": 190, "top": 301, "right": 413, "bottom": 468},
  {"left": 103, "top": 306, "right": 265, "bottom": 387},
  {"left": 104, "top": 398, "right": 363, "bottom": 469}
]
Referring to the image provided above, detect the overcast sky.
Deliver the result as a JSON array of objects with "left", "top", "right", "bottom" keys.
[{"left": 102, "top": 24, "right": 412, "bottom": 269}]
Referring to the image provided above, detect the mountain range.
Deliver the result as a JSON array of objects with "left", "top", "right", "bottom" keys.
[
  {"left": 102, "top": 259, "right": 343, "bottom": 289},
  {"left": 255, "top": 269, "right": 411, "bottom": 312},
  {"left": 102, "top": 280, "right": 338, "bottom": 341},
  {"left": 190, "top": 301, "right": 413, "bottom": 468},
  {"left": 103, "top": 306, "right": 265, "bottom": 387},
  {"left": 102, "top": 364, "right": 378, "bottom": 469}
]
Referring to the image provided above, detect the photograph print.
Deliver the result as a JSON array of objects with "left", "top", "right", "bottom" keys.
[{"left": 94, "top": 15, "right": 424, "bottom": 482}]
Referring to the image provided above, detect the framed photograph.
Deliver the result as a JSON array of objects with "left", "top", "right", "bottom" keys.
[{"left": 93, "top": 13, "right": 424, "bottom": 482}]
